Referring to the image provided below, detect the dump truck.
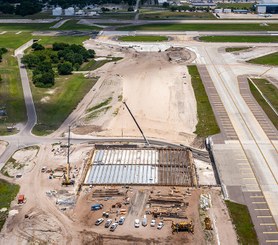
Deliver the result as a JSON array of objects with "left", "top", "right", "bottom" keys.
[{"left": 171, "top": 221, "right": 194, "bottom": 233}]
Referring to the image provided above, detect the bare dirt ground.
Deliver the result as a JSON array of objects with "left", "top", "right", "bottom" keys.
[
  {"left": 72, "top": 40, "right": 198, "bottom": 146},
  {"left": 0, "top": 144, "right": 237, "bottom": 245},
  {"left": 1, "top": 146, "right": 38, "bottom": 177}
]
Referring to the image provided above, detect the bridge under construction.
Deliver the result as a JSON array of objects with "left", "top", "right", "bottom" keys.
[{"left": 84, "top": 146, "right": 198, "bottom": 186}]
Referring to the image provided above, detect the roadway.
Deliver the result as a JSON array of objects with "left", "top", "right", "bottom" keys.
[{"left": 192, "top": 44, "right": 278, "bottom": 244}]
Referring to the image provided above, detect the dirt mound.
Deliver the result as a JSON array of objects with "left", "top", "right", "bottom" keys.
[{"left": 166, "top": 47, "right": 196, "bottom": 64}]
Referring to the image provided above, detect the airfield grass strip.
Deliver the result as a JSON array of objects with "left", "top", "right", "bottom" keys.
[
  {"left": 118, "top": 35, "right": 168, "bottom": 42},
  {"left": 117, "top": 23, "right": 278, "bottom": 32},
  {"left": 0, "top": 179, "right": 20, "bottom": 231},
  {"left": 139, "top": 11, "right": 215, "bottom": 20},
  {"left": 0, "top": 23, "right": 54, "bottom": 31},
  {"left": 248, "top": 52, "right": 278, "bottom": 66},
  {"left": 199, "top": 36, "right": 278, "bottom": 43},
  {"left": 248, "top": 78, "right": 278, "bottom": 129},
  {"left": 79, "top": 57, "right": 122, "bottom": 71},
  {"left": 225, "top": 201, "right": 259, "bottom": 245},
  {"left": 0, "top": 52, "right": 26, "bottom": 135},
  {"left": 188, "top": 65, "right": 220, "bottom": 137},
  {"left": 57, "top": 20, "right": 102, "bottom": 31},
  {"left": 225, "top": 47, "right": 250, "bottom": 52}
]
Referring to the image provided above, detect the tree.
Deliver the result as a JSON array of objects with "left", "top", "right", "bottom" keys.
[
  {"left": 31, "top": 43, "right": 45, "bottom": 51},
  {"left": 52, "top": 42, "right": 69, "bottom": 51},
  {"left": 15, "top": 1, "right": 42, "bottom": 16},
  {"left": 21, "top": 53, "right": 40, "bottom": 68},
  {"left": 0, "top": 47, "right": 8, "bottom": 62},
  {"left": 162, "top": 2, "right": 169, "bottom": 8},
  {"left": 58, "top": 62, "right": 73, "bottom": 75},
  {"left": 33, "top": 70, "right": 54, "bottom": 87},
  {"left": 0, "top": 3, "right": 15, "bottom": 14}
]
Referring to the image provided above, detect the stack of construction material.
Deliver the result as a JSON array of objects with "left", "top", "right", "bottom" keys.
[{"left": 92, "top": 189, "right": 125, "bottom": 198}]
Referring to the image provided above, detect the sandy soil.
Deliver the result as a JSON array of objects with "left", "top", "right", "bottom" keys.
[
  {"left": 0, "top": 144, "right": 237, "bottom": 245},
  {"left": 1, "top": 146, "right": 39, "bottom": 177},
  {"left": 195, "top": 159, "right": 217, "bottom": 186},
  {"left": 74, "top": 40, "right": 198, "bottom": 145}
]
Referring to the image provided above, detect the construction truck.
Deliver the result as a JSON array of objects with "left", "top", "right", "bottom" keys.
[
  {"left": 171, "top": 221, "right": 194, "bottom": 233},
  {"left": 204, "top": 216, "right": 213, "bottom": 230}
]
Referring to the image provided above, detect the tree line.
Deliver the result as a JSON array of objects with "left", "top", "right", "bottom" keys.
[
  {"left": 0, "top": 0, "right": 42, "bottom": 16},
  {"left": 0, "top": 47, "right": 8, "bottom": 62},
  {"left": 22, "top": 42, "right": 95, "bottom": 88}
]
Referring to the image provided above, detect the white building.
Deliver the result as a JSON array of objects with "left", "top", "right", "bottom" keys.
[
  {"left": 75, "top": 10, "right": 84, "bottom": 16},
  {"left": 52, "top": 7, "right": 62, "bottom": 16},
  {"left": 65, "top": 7, "right": 75, "bottom": 16}
]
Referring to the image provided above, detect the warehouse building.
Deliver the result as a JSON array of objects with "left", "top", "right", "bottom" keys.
[{"left": 256, "top": 0, "right": 278, "bottom": 14}]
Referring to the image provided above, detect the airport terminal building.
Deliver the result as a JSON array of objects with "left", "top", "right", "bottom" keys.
[{"left": 256, "top": 0, "right": 278, "bottom": 13}]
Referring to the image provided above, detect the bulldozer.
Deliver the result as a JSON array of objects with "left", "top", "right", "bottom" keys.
[{"left": 171, "top": 221, "right": 194, "bottom": 233}]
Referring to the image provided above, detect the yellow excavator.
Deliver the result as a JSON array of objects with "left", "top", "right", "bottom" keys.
[{"left": 171, "top": 221, "right": 194, "bottom": 233}]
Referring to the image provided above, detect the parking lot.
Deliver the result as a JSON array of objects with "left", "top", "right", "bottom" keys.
[{"left": 71, "top": 185, "right": 233, "bottom": 244}]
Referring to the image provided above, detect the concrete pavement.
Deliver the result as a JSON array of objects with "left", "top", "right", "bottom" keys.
[{"left": 194, "top": 44, "right": 278, "bottom": 244}]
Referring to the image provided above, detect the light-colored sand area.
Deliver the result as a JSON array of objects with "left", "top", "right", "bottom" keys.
[
  {"left": 1, "top": 146, "right": 39, "bottom": 177},
  {"left": 0, "top": 141, "right": 8, "bottom": 157},
  {"left": 76, "top": 41, "right": 197, "bottom": 145}
]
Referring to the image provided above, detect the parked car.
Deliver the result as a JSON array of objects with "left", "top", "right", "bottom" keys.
[
  {"left": 134, "top": 219, "right": 140, "bottom": 228},
  {"left": 142, "top": 215, "right": 147, "bottom": 227},
  {"left": 157, "top": 222, "right": 164, "bottom": 230},
  {"left": 119, "top": 216, "right": 125, "bottom": 225},
  {"left": 150, "top": 220, "right": 156, "bottom": 227},
  {"left": 105, "top": 219, "right": 113, "bottom": 228},
  {"left": 95, "top": 218, "right": 104, "bottom": 226},
  {"left": 110, "top": 222, "right": 118, "bottom": 231}
]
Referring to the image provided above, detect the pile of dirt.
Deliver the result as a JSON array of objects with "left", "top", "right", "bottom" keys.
[{"left": 166, "top": 47, "right": 196, "bottom": 64}]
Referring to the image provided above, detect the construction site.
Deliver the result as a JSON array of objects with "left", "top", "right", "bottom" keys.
[
  {"left": 84, "top": 146, "right": 198, "bottom": 186},
  {"left": 0, "top": 141, "right": 237, "bottom": 244}
]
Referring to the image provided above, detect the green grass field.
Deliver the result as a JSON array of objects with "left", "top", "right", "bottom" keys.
[
  {"left": 36, "top": 35, "right": 89, "bottom": 46},
  {"left": 0, "top": 52, "right": 26, "bottom": 135},
  {"left": 57, "top": 20, "right": 102, "bottom": 31},
  {"left": 225, "top": 201, "right": 258, "bottom": 245},
  {"left": 32, "top": 74, "right": 98, "bottom": 135},
  {"left": 248, "top": 78, "right": 278, "bottom": 129},
  {"left": 225, "top": 47, "right": 250, "bottom": 52},
  {"left": 79, "top": 57, "right": 122, "bottom": 71},
  {"left": 248, "top": 52, "right": 278, "bottom": 66},
  {"left": 0, "top": 33, "right": 91, "bottom": 135},
  {"left": 0, "top": 32, "right": 33, "bottom": 49},
  {"left": 0, "top": 23, "right": 54, "bottom": 31},
  {"left": 199, "top": 36, "right": 278, "bottom": 43},
  {"left": 117, "top": 23, "right": 278, "bottom": 31},
  {"left": 139, "top": 11, "right": 215, "bottom": 20},
  {"left": 216, "top": 3, "right": 254, "bottom": 9},
  {"left": 188, "top": 65, "right": 220, "bottom": 137},
  {"left": 0, "top": 179, "right": 20, "bottom": 231},
  {"left": 98, "top": 12, "right": 136, "bottom": 20},
  {"left": 118, "top": 35, "right": 168, "bottom": 42}
]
